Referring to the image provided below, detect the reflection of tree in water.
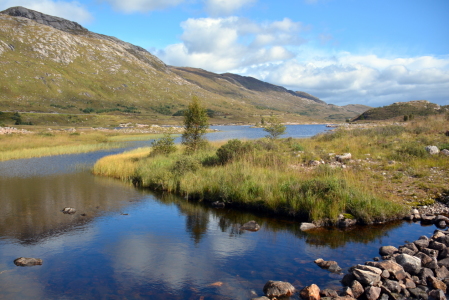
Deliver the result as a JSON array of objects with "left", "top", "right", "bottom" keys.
[{"left": 153, "top": 193, "right": 405, "bottom": 248}]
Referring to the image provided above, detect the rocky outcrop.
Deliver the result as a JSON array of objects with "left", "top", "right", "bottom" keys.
[{"left": 1, "top": 6, "right": 86, "bottom": 32}]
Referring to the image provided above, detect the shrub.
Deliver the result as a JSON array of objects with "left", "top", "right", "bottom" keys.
[
  {"left": 151, "top": 133, "right": 177, "bottom": 156},
  {"left": 216, "top": 139, "right": 253, "bottom": 164},
  {"left": 171, "top": 156, "right": 200, "bottom": 176},
  {"left": 439, "top": 143, "right": 449, "bottom": 150},
  {"left": 263, "top": 116, "right": 286, "bottom": 139},
  {"left": 395, "top": 143, "right": 427, "bottom": 159}
]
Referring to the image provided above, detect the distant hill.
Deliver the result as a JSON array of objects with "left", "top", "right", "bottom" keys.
[
  {"left": 353, "top": 100, "right": 448, "bottom": 121},
  {"left": 0, "top": 6, "right": 370, "bottom": 125}
]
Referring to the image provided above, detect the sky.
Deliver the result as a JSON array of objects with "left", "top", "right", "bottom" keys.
[{"left": 1, "top": 0, "right": 448, "bottom": 107}]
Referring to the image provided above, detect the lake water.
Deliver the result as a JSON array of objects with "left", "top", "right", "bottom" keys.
[{"left": 0, "top": 125, "right": 436, "bottom": 299}]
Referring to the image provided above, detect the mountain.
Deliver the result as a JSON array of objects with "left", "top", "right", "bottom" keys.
[
  {"left": 353, "top": 100, "right": 448, "bottom": 121},
  {"left": 0, "top": 7, "right": 370, "bottom": 125}
]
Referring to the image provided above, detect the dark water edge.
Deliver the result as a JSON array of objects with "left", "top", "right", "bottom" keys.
[{"left": 0, "top": 125, "right": 440, "bottom": 299}]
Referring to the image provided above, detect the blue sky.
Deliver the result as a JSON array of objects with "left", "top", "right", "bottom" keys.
[{"left": 1, "top": 0, "right": 448, "bottom": 107}]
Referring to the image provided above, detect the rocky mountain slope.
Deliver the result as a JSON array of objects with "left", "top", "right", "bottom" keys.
[
  {"left": 353, "top": 100, "right": 448, "bottom": 121},
  {"left": 0, "top": 6, "right": 370, "bottom": 124}
]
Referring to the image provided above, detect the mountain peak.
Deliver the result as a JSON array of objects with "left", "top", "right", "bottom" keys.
[{"left": 0, "top": 6, "right": 87, "bottom": 32}]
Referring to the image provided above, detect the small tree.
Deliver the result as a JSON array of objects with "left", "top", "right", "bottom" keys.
[
  {"left": 263, "top": 116, "right": 286, "bottom": 139},
  {"left": 182, "top": 96, "right": 209, "bottom": 153}
]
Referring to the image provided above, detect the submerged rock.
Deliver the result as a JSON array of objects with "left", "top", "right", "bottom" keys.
[
  {"left": 315, "top": 258, "right": 342, "bottom": 273},
  {"left": 14, "top": 257, "right": 43, "bottom": 266},
  {"left": 240, "top": 220, "right": 260, "bottom": 232},
  {"left": 62, "top": 207, "right": 76, "bottom": 214}
]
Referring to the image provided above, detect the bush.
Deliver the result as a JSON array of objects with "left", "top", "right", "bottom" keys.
[
  {"left": 216, "top": 139, "right": 253, "bottom": 164},
  {"left": 151, "top": 134, "right": 177, "bottom": 156},
  {"left": 439, "top": 143, "right": 449, "bottom": 150},
  {"left": 171, "top": 156, "right": 200, "bottom": 176},
  {"left": 395, "top": 143, "right": 427, "bottom": 159}
]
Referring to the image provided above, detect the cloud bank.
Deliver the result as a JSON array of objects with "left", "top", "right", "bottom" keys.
[{"left": 0, "top": 0, "right": 93, "bottom": 23}]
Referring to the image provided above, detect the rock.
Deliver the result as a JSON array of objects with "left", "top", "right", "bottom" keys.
[
  {"left": 437, "top": 221, "right": 447, "bottom": 229},
  {"left": 430, "top": 241, "right": 447, "bottom": 251},
  {"left": 441, "top": 149, "right": 449, "bottom": 156},
  {"left": 438, "top": 257, "right": 449, "bottom": 269},
  {"left": 365, "top": 286, "right": 381, "bottom": 300},
  {"left": 422, "top": 214, "right": 436, "bottom": 222},
  {"left": 14, "top": 257, "right": 43, "bottom": 266},
  {"left": 352, "top": 268, "right": 381, "bottom": 286},
  {"left": 251, "top": 297, "right": 270, "bottom": 300},
  {"left": 404, "top": 278, "right": 416, "bottom": 289},
  {"left": 240, "top": 221, "right": 260, "bottom": 231},
  {"left": 376, "top": 260, "right": 407, "bottom": 281},
  {"left": 300, "top": 222, "right": 317, "bottom": 231},
  {"left": 382, "top": 279, "right": 401, "bottom": 293},
  {"left": 341, "top": 273, "right": 356, "bottom": 286},
  {"left": 350, "top": 280, "right": 364, "bottom": 298},
  {"left": 422, "top": 248, "right": 439, "bottom": 258},
  {"left": 428, "top": 277, "right": 447, "bottom": 293},
  {"left": 395, "top": 254, "right": 421, "bottom": 275},
  {"left": 414, "top": 239, "right": 430, "bottom": 250},
  {"left": 308, "top": 160, "right": 321, "bottom": 167},
  {"left": 62, "top": 207, "right": 76, "bottom": 214},
  {"left": 211, "top": 201, "right": 225, "bottom": 208},
  {"left": 315, "top": 258, "right": 342, "bottom": 273},
  {"left": 338, "top": 218, "right": 357, "bottom": 228},
  {"left": 1, "top": 6, "right": 87, "bottom": 32},
  {"left": 263, "top": 281, "right": 296, "bottom": 298},
  {"left": 426, "top": 146, "right": 440, "bottom": 155},
  {"left": 299, "top": 284, "right": 320, "bottom": 300},
  {"left": 408, "top": 287, "right": 429, "bottom": 300},
  {"left": 435, "top": 266, "right": 449, "bottom": 280},
  {"left": 320, "top": 289, "right": 338, "bottom": 298},
  {"left": 419, "top": 268, "right": 435, "bottom": 281},
  {"left": 428, "top": 289, "right": 446, "bottom": 300},
  {"left": 336, "top": 153, "right": 352, "bottom": 163},
  {"left": 379, "top": 246, "right": 398, "bottom": 256},
  {"left": 353, "top": 265, "right": 382, "bottom": 275},
  {"left": 341, "top": 287, "right": 354, "bottom": 298},
  {"left": 436, "top": 235, "right": 449, "bottom": 247}
]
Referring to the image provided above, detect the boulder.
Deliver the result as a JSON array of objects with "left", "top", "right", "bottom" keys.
[
  {"left": 14, "top": 257, "right": 43, "bottom": 266},
  {"left": 320, "top": 289, "right": 338, "bottom": 298},
  {"left": 300, "top": 222, "right": 317, "bottom": 231},
  {"left": 408, "top": 288, "right": 429, "bottom": 300},
  {"left": 338, "top": 218, "right": 357, "bottom": 228},
  {"left": 379, "top": 246, "right": 398, "bottom": 256},
  {"left": 62, "top": 207, "right": 76, "bottom": 214},
  {"left": 376, "top": 260, "right": 407, "bottom": 281},
  {"left": 300, "top": 284, "right": 320, "bottom": 300},
  {"left": 263, "top": 281, "right": 296, "bottom": 298},
  {"left": 428, "top": 289, "right": 446, "bottom": 300},
  {"left": 441, "top": 149, "right": 449, "bottom": 156},
  {"left": 436, "top": 235, "right": 449, "bottom": 247},
  {"left": 414, "top": 238, "right": 430, "bottom": 250},
  {"left": 364, "top": 286, "right": 381, "bottom": 300},
  {"left": 350, "top": 280, "right": 364, "bottom": 298},
  {"left": 435, "top": 266, "right": 449, "bottom": 280},
  {"left": 382, "top": 279, "right": 401, "bottom": 293},
  {"left": 426, "top": 146, "right": 440, "bottom": 155},
  {"left": 352, "top": 268, "right": 381, "bottom": 286},
  {"left": 395, "top": 254, "right": 421, "bottom": 275},
  {"left": 419, "top": 268, "right": 435, "bottom": 281},
  {"left": 422, "top": 248, "right": 439, "bottom": 258},
  {"left": 240, "top": 220, "right": 260, "bottom": 231},
  {"left": 429, "top": 241, "right": 447, "bottom": 251},
  {"left": 427, "top": 277, "right": 447, "bottom": 293}
]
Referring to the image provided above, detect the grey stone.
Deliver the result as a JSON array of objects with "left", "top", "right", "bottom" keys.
[
  {"left": 426, "top": 146, "right": 440, "bottom": 155},
  {"left": 300, "top": 222, "right": 317, "bottom": 231},
  {"left": 435, "top": 266, "right": 449, "bottom": 280},
  {"left": 414, "top": 239, "right": 430, "bottom": 250},
  {"left": 438, "top": 257, "right": 449, "bottom": 268},
  {"left": 336, "top": 153, "right": 352, "bottom": 162},
  {"left": 430, "top": 241, "right": 448, "bottom": 251},
  {"left": 376, "top": 260, "right": 407, "bottom": 281},
  {"left": 350, "top": 280, "right": 364, "bottom": 299},
  {"left": 422, "top": 248, "right": 439, "bottom": 258},
  {"left": 428, "top": 289, "right": 446, "bottom": 300},
  {"left": 395, "top": 254, "right": 422, "bottom": 275},
  {"left": 62, "top": 207, "right": 76, "bottom": 214},
  {"left": 352, "top": 268, "right": 381, "bottom": 286},
  {"left": 382, "top": 279, "right": 401, "bottom": 293},
  {"left": 263, "top": 281, "right": 295, "bottom": 298},
  {"left": 408, "top": 288, "right": 428, "bottom": 300},
  {"left": 365, "top": 286, "right": 381, "bottom": 300},
  {"left": 419, "top": 268, "right": 435, "bottom": 281},
  {"left": 379, "top": 246, "right": 398, "bottom": 256}
]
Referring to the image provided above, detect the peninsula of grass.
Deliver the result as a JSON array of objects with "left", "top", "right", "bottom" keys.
[
  {"left": 0, "top": 130, "right": 166, "bottom": 161},
  {"left": 93, "top": 115, "right": 449, "bottom": 224}
]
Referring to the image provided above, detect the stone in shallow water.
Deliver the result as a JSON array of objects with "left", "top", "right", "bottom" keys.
[
  {"left": 240, "top": 220, "right": 260, "bottom": 231},
  {"left": 14, "top": 257, "right": 43, "bottom": 266},
  {"left": 299, "top": 283, "right": 320, "bottom": 300},
  {"left": 263, "top": 280, "right": 295, "bottom": 298}
]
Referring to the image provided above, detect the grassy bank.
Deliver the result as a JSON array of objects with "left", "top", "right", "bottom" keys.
[{"left": 0, "top": 131, "right": 165, "bottom": 161}]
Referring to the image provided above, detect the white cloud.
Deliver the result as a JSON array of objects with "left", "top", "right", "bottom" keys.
[
  {"left": 0, "top": 0, "right": 93, "bottom": 24},
  {"left": 245, "top": 53, "right": 449, "bottom": 106},
  {"left": 101, "top": 0, "right": 185, "bottom": 13},
  {"left": 157, "top": 16, "right": 304, "bottom": 71},
  {"left": 205, "top": 0, "right": 256, "bottom": 16}
]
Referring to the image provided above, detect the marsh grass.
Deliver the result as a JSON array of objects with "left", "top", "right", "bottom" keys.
[{"left": 0, "top": 131, "right": 129, "bottom": 161}]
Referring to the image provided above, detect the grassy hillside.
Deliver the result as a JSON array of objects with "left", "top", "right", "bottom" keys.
[
  {"left": 353, "top": 100, "right": 448, "bottom": 121},
  {"left": 0, "top": 9, "right": 369, "bottom": 126}
]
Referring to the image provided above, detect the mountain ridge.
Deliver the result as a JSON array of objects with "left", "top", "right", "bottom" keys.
[{"left": 0, "top": 6, "right": 370, "bottom": 125}]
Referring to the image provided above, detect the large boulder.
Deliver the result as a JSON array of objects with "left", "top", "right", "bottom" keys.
[
  {"left": 364, "top": 286, "right": 381, "bottom": 300},
  {"left": 14, "top": 257, "right": 43, "bottom": 266},
  {"left": 263, "top": 281, "right": 296, "bottom": 298},
  {"left": 352, "top": 268, "right": 381, "bottom": 286},
  {"left": 299, "top": 284, "right": 320, "bottom": 300},
  {"left": 372, "top": 260, "right": 407, "bottom": 281},
  {"left": 395, "top": 254, "right": 421, "bottom": 275}
]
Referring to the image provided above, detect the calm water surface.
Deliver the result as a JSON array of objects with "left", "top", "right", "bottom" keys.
[{"left": 0, "top": 125, "right": 436, "bottom": 299}]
